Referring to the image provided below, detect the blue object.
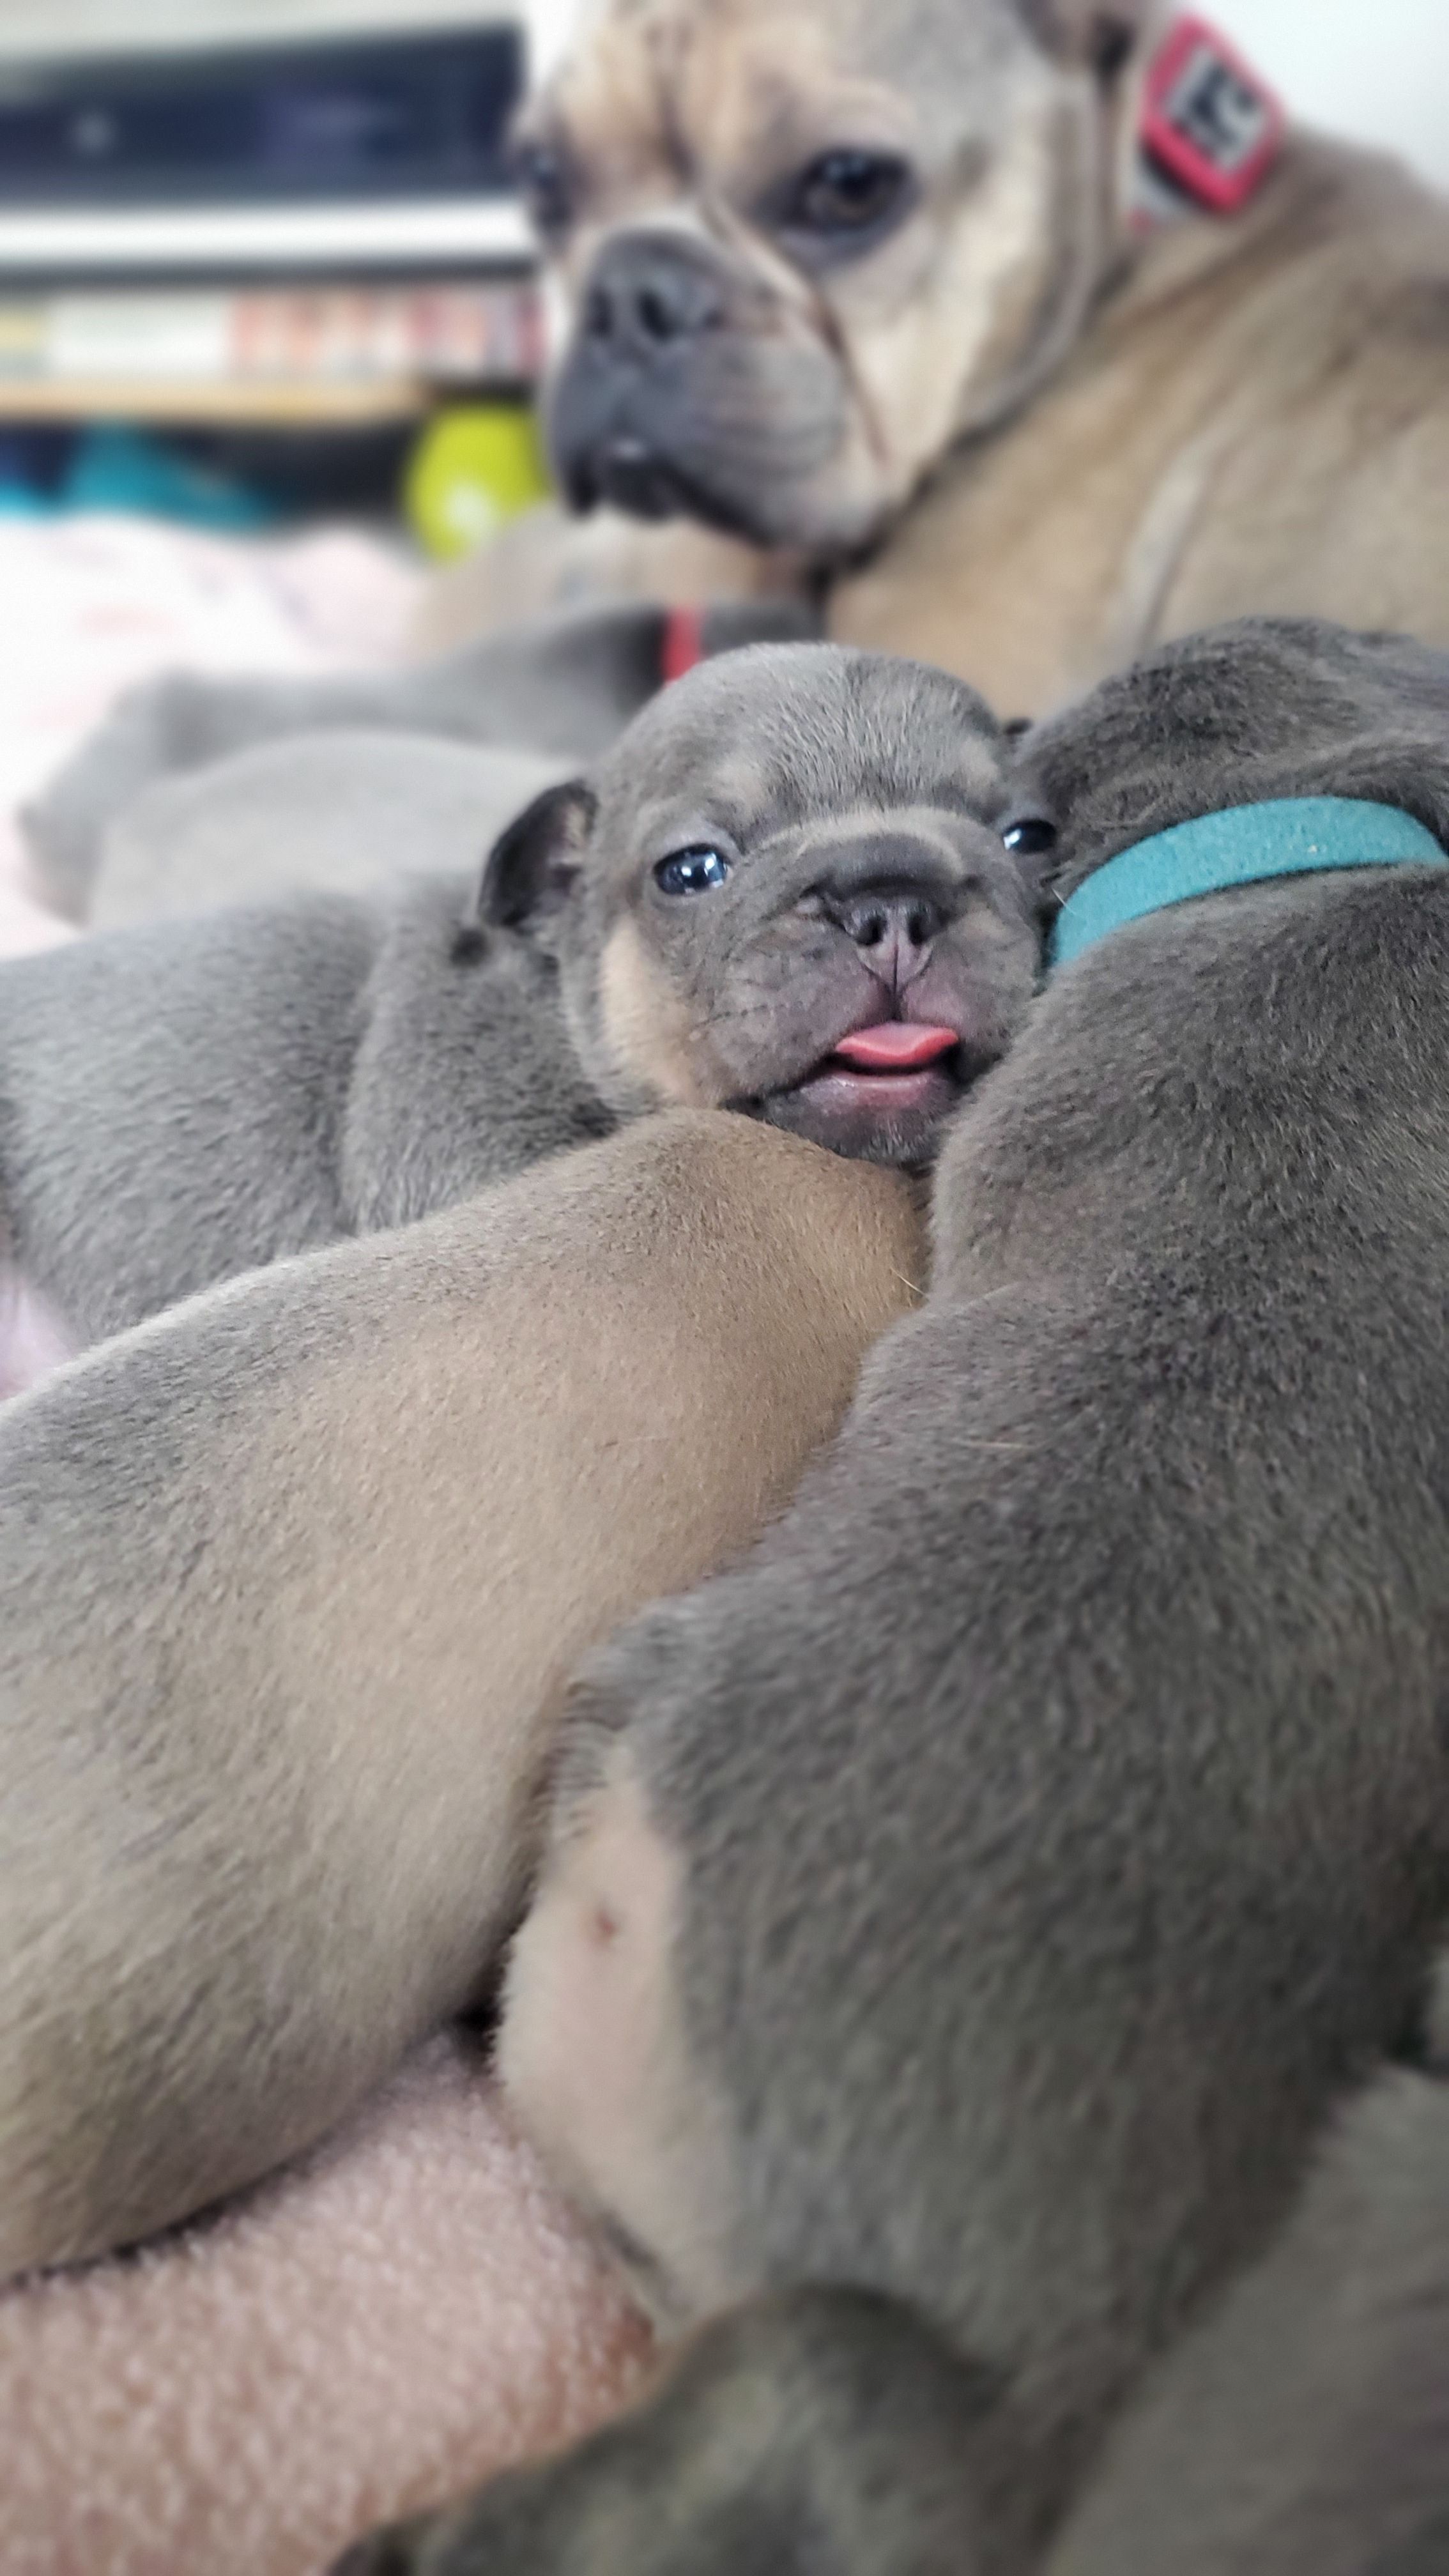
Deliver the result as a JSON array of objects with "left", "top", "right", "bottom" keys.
[
  {"left": 1048, "top": 797, "right": 1448, "bottom": 970},
  {"left": 0, "top": 425, "right": 70, "bottom": 512},
  {"left": 62, "top": 425, "right": 280, "bottom": 531}
]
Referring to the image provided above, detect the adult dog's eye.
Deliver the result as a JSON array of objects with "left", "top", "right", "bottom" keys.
[
  {"left": 1001, "top": 817, "right": 1057, "bottom": 857},
  {"left": 512, "top": 139, "right": 573, "bottom": 240},
  {"left": 785, "top": 149, "right": 912, "bottom": 240},
  {"left": 654, "top": 847, "right": 731, "bottom": 895}
]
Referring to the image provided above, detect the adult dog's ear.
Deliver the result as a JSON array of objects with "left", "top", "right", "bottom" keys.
[
  {"left": 1018, "top": 1, "right": 1162, "bottom": 79},
  {"left": 458, "top": 780, "right": 597, "bottom": 957}
]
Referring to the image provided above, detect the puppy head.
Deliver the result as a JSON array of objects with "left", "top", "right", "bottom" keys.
[
  {"left": 1006, "top": 618, "right": 1449, "bottom": 902},
  {"left": 514, "top": 0, "right": 1163, "bottom": 557},
  {"left": 475, "top": 643, "right": 1044, "bottom": 1167}
]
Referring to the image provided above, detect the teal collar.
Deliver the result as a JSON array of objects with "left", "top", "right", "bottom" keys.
[{"left": 1048, "top": 797, "right": 1448, "bottom": 971}]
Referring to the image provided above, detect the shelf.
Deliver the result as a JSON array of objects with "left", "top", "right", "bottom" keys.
[
  {"left": 0, "top": 374, "right": 439, "bottom": 422},
  {"left": 0, "top": 271, "right": 541, "bottom": 424},
  {"left": 0, "top": 196, "right": 536, "bottom": 280}
]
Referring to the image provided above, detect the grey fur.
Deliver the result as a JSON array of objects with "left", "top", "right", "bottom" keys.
[
  {"left": 0, "top": 878, "right": 608, "bottom": 1350},
  {"left": 343, "top": 618, "right": 1449, "bottom": 2572},
  {"left": 93, "top": 735, "right": 574, "bottom": 931},
  {"left": 0, "top": 643, "right": 1032, "bottom": 1354},
  {"left": 1046, "top": 2048, "right": 1449, "bottom": 2576}
]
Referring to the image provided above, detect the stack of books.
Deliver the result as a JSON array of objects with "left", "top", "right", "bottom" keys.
[{"left": 0, "top": 19, "right": 540, "bottom": 424}]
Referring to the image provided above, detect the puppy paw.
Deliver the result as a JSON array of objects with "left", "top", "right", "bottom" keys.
[{"left": 330, "top": 2288, "right": 997, "bottom": 2575}]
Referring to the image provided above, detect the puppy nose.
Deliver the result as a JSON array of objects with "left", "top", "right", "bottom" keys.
[
  {"left": 827, "top": 887, "right": 944, "bottom": 990},
  {"left": 583, "top": 236, "right": 726, "bottom": 355}
]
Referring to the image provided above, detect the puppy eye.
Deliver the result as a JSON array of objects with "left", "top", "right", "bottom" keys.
[
  {"left": 784, "top": 148, "right": 912, "bottom": 241},
  {"left": 654, "top": 847, "right": 731, "bottom": 896},
  {"left": 512, "top": 139, "right": 573, "bottom": 240},
  {"left": 1000, "top": 817, "right": 1057, "bottom": 857}
]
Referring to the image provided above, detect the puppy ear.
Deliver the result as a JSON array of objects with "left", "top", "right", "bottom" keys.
[
  {"left": 464, "top": 779, "right": 597, "bottom": 949},
  {"left": 1018, "top": 1, "right": 1160, "bottom": 78}
]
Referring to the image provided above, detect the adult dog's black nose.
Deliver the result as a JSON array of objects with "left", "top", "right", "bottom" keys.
[
  {"left": 824, "top": 887, "right": 946, "bottom": 992},
  {"left": 582, "top": 234, "right": 726, "bottom": 358}
]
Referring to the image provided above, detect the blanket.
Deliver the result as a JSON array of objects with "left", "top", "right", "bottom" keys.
[{"left": 0, "top": 2037, "right": 652, "bottom": 2576}]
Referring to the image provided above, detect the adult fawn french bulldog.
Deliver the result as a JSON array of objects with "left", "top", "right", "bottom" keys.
[
  {"left": 422, "top": 0, "right": 1449, "bottom": 721},
  {"left": 28, "top": 8, "right": 1449, "bottom": 932}
]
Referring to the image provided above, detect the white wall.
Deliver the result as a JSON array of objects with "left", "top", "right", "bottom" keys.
[
  {"left": 1209, "top": 0, "right": 1449, "bottom": 191},
  {"left": 525, "top": 0, "right": 1449, "bottom": 192},
  {"left": 0, "top": 1, "right": 533, "bottom": 58}
]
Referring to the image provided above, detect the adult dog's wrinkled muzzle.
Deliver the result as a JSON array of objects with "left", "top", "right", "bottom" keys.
[{"left": 546, "top": 227, "right": 851, "bottom": 546}]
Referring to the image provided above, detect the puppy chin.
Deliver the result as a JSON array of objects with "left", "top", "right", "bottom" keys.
[{"left": 759, "top": 1064, "right": 966, "bottom": 1168}]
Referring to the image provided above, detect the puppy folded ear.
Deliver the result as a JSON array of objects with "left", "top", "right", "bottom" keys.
[
  {"left": 1018, "top": 1, "right": 1161, "bottom": 77},
  {"left": 460, "top": 779, "right": 598, "bottom": 954}
]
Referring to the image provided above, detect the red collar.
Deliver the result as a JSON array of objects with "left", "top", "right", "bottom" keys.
[
  {"left": 660, "top": 604, "right": 707, "bottom": 685},
  {"left": 1135, "top": 14, "right": 1284, "bottom": 225}
]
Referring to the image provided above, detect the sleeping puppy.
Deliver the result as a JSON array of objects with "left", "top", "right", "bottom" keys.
[
  {"left": 0, "top": 1110, "right": 923, "bottom": 2279},
  {"left": 0, "top": 643, "right": 1036, "bottom": 1383},
  {"left": 338, "top": 617, "right": 1449, "bottom": 2575},
  {"left": 22, "top": 594, "right": 818, "bottom": 923}
]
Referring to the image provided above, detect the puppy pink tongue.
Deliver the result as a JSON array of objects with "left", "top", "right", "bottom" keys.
[{"left": 832, "top": 1023, "right": 958, "bottom": 1070}]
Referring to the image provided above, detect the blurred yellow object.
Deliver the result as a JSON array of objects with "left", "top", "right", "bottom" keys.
[{"left": 405, "top": 404, "right": 551, "bottom": 560}]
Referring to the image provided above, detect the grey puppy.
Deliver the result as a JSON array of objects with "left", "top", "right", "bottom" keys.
[
  {"left": 339, "top": 617, "right": 1449, "bottom": 2576},
  {"left": 91, "top": 733, "right": 578, "bottom": 932},
  {"left": 0, "top": 644, "right": 1038, "bottom": 1383},
  {"left": 22, "top": 595, "right": 816, "bottom": 923}
]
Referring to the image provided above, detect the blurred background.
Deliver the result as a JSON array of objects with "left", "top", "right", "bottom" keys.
[
  {"left": 0, "top": 0, "right": 1438, "bottom": 550},
  {"left": 1209, "top": 1, "right": 1449, "bottom": 193}
]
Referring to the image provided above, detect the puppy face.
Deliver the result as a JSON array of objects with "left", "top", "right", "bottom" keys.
[
  {"left": 512, "top": 0, "right": 1158, "bottom": 556},
  {"left": 477, "top": 645, "right": 1043, "bottom": 1167},
  {"left": 1006, "top": 617, "right": 1449, "bottom": 901}
]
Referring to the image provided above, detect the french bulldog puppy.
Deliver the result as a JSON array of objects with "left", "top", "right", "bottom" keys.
[
  {"left": 0, "top": 1110, "right": 923, "bottom": 2279},
  {"left": 338, "top": 617, "right": 1449, "bottom": 2574},
  {"left": 91, "top": 733, "right": 576, "bottom": 932},
  {"left": 423, "top": 0, "right": 1449, "bottom": 716},
  {"left": 0, "top": 645, "right": 1038, "bottom": 1383}
]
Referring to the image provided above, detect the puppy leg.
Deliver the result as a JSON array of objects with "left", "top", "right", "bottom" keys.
[
  {"left": 495, "top": 1740, "right": 741, "bottom": 2331},
  {"left": 332, "top": 1747, "right": 1029, "bottom": 2576},
  {"left": 334, "top": 2287, "right": 1000, "bottom": 2576}
]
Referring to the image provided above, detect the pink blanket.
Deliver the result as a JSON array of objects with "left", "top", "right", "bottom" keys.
[
  {"left": 0, "top": 516, "right": 650, "bottom": 2574},
  {"left": 0, "top": 2040, "right": 652, "bottom": 2576},
  {"left": 0, "top": 511, "right": 422, "bottom": 951}
]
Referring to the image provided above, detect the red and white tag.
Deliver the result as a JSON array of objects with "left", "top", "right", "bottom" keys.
[{"left": 1140, "top": 15, "right": 1285, "bottom": 215}]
